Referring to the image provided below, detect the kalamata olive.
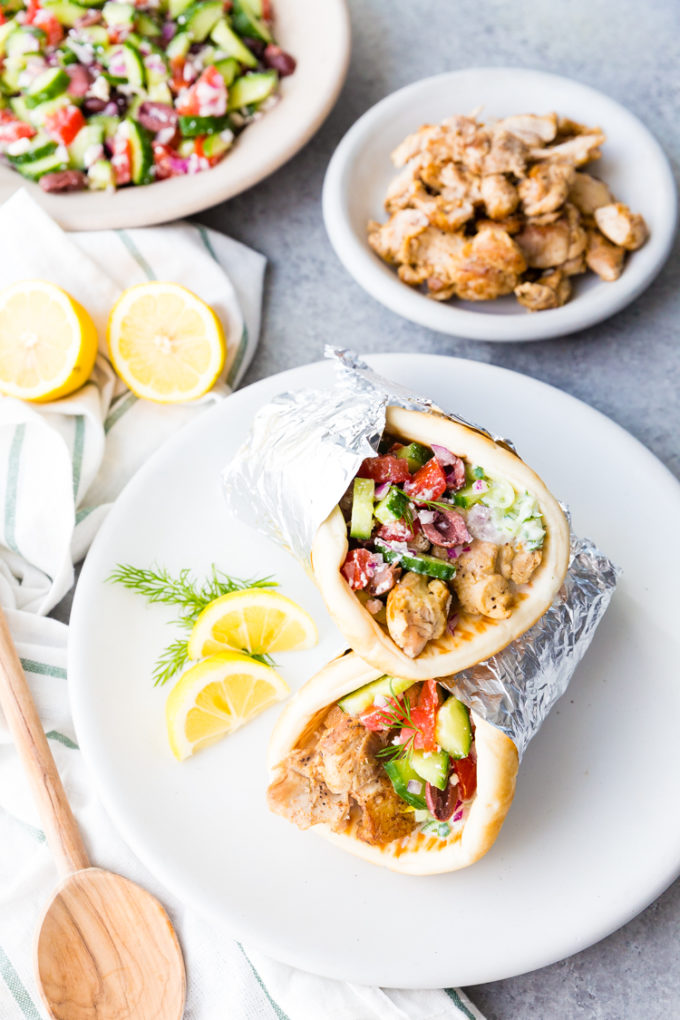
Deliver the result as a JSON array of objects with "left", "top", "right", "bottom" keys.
[
  {"left": 420, "top": 507, "right": 471, "bottom": 548},
  {"left": 83, "top": 96, "right": 107, "bottom": 114},
  {"left": 425, "top": 777, "right": 459, "bottom": 821},
  {"left": 66, "top": 64, "right": 91, "bottom": 97},
  {"left": 111, "top": 93, "right": 128, "bottom": 117},
  {"left": 244, "top": 36, "right": 266, "bottom": 58},
  {"left": 263, "top": 43, "right": 296, "bottom": 76},
  {"left": 39, "top": 170, "right": 88, "bottom": 193},
  {"left": 136, "top": 102, "right": 178, "bottom": 133}
]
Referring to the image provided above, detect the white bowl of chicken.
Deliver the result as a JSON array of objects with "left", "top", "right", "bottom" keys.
[{"left": 322, "top": 67, "right": 676, "bottom": 341}]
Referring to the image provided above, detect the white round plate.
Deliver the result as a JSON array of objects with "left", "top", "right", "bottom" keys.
[
  {"left": 322, "top": 68, "right": 677, "bottom": 341},
  {"left": 69, "top": 354, "right": 680, "bottom": 988},
  {"left": 0, "top": 0, "right": 350, "bottom": 230}
]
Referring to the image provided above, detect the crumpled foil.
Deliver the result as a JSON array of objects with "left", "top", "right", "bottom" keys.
[
  {"left": 441, "top": 533, "right": 618, "bottom": 757},
  {"left": 223, "top": 348, "right": 619, "bottom": 755}
]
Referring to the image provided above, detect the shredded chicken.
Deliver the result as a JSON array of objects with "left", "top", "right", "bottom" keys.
[
  {"left": 498, "top": 543, "right": 543, "bottom": 583},
  {"left": 267, "top": 707, "right": 415, "bottom": 847},
  {"left": 452, "top": 540, "right": 514, "bottom": 619},
  {"left": 386, "top": 571, "right": 451, "bottom": 658},
  {"left": 369, "top": 111, "right": 648, "bottom": 311}
]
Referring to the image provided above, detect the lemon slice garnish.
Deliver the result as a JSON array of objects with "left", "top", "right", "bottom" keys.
[
  {"left": 0, "top": 280, "right": 98, "bottom": 402},
  {"left": 166, "top": 651, "right": 289, "bottom": 760},
  {"left": 107, "top": 282, "right": 225, "bottom": 402},
  {"left": 187, "top": 589, "right": 318, "bottom": 660}
]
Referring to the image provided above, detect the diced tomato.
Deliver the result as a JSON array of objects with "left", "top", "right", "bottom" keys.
[
  {"left": 170, "top": 57, "right": 187, "bottom": 93},
  {"left": 25, "top": 0, "right": 41, "bottom": 23},
  {"left": 454, "top": 756, "right": 477, "bottom": 800},
  {"left": 403, "top": 457, "right": 447, "bottom": 503},
  {"left": 359, "top": 704, "right": 392, "bottom": 731},
  {"left": 33, "top": 9, "right": 63, "bottom": 46},
  {"left": 152, "top": 142, "right": 174, "bottom": 180},
  {"left": 341, "top": 548, "right": 374, "bottom": 590},
  {"left": 176, "top": 65, "right": 226, "bottom": 117},
  {"left": 111, "top": 135, "right": 132, "bottom": 185},
  {"left": 0, "top": 9, "right": 6, "bottom": 25},
  {"left": 0, "top": 111, "right": 36, "bottom": 145},
  {"left": 44, "top": 105, "right": 84, "bottom": 145},
  {"left": 377, "top": 519, "right": 415, "bottom": 543},
  {"left": 261, "top": 0, "right": 272, "bottom": 20},
  {"left": 397, "top": 679, "right": 440, "bottom": 752},
  {"left": 357, "top": 454, "right": 411, "bottom": 485}
]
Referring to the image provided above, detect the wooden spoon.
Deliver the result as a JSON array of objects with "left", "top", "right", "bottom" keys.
[{"left": 0, "top": 609, "right": 186, "bottom": 1020}]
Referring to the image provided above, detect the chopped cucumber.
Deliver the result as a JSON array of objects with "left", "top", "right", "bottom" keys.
[
  {"left": 16, "top": 149, "right": 68, "bottom": 180},
  {"left": 394, "top": 441, "right": 432, "bottom": 472},
  {"left": 121, "top": 42, "right": 146, "bottom": 88},
  {"left": 350, "top": 477, "right": 375, "bottom": 541},
  {"left": 200, "top": 131, "right": 233, "bottom": 159},
  {"left": 380, "top": 546, "right": 456, "bottom": 582},
  {"left": 88, "top": 113, "right": 120, "bottom": 142},
  {"left": 411, "top": 748, "right": 450, "bottom": 791},
  {"left": 28, "top": 94, "right": 70, "bottom": 127},
  {"left": 165, "top": 30, "right": 192, "bottom": 61},
  {"left": 7, "top": 134, "right": 57, "bottom": 165},
  {"left": 374, "top": 485, "right": 410, "bottom": 526},
  {"left": 102, "top": 2, "right": 135, "bottom": 27},
  {"left": 383, "top": 757, "right": 426, "bottom": 810},
  {"left": 214, "top": 56, "right": 239, "bottom": 86},
  {"left": 453, "top": 482, "right": 487, "bottom": 509},
  {"left": 135, "top": 12, "right": 162, "bottom": 37},
  {"left": 9, "top": 96, "right": 32, "bottom": 122},
  {"left": 25, "top": 68, "right": 69, "bottom": 109},
  {"left": 0, "top": 22, "right": 18, "bottom": 59},
  {"left": 6, "top": 26, "right": 44, "bottom": 59},
  {"left": 338, "top": 675, "right": 414, "bottom": 717},
  {"left": 42, "top": 1, "right": 89, "bottom": 28},
  {"left": 210, "top": 18, "right": 258, "bottom": 67},
  {"left": 68, "top": 122, "right": 103, "bottom": 168},
  {"left": 88, "top": 157, "right": 115, "bottom": 190},
  {"left": 126, "top": 118, "right": 153, "bottom": 184},
  {"left": 227, "top": 70, "right": 277, "bottom": 111},
  {"left": 148, "top": 81, "right": 173, "bottom": 104},
  {"left": 178, "top": 0, "right": 223, "bottom": 42},
  {"left": 231, "top": 0, "right": 272, "bottom": 43},
  {"left": 435, "top": 697, "right": 471, "bottom": 759},
  {"left": 178, "top": 113, "right": 232, "bottom": 137},
  {"left": 168, "top": 0, "right": 194, "bottom": 17}
]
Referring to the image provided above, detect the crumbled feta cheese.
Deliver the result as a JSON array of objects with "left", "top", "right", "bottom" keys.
[
  {"left": 83, "top": 144, "right": 105, "bottom": 168},
  {"left": 87, "top": 76, "right": 110, "bottom": 102},
  {"left": 6, "top": 137, "right": 33, "bottom": 157}
]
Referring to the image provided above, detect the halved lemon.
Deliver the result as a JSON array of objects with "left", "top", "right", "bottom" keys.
[
  {"left": 0, "top": 280, "right": 98, "bottom": 402},
  {"left": 107, "top": 282, "right": 226, "bottom": 402},
  {"left": 166, "top": 651, "right": 289, "bottom": 760},
  {"left": 188, "top": 589, "right": 318, "bottom": 660}
]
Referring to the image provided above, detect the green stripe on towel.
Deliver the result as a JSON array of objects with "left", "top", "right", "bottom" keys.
[
  {"left": 5, "top": 423, "right": 26, "bottom": 554},
  {"left": 46, "top": 730, "right": 79, "bottom": 750},
  {"left": 0, "top": 946, "right": 42, "bottom": 1019},
  {"left": 446, "top": 988, "right": 476, "bottom": 1019},
  {"left": 104, "top": 392, "right": 138, "bottom": 434},
  {"left": 117, "top": 230, "right": 156, "bottom": 281},
  {"left": 237, "top": 945, "right": 290, "bottom": 1020},
  {"left": 20, "top": 659, "right": 66, "bottom": 680},
  {"left": 72, "top": 415, "right": 85, "bottom": 502},
  {"left": 196, "top": 224, "right": 219, "bottom": 265},
  {"left": 226, "top": 325, "right": 249, "bottom": 388}
]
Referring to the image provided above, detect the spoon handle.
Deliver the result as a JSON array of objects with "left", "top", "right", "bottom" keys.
[{"left": 0, "top": 608, "right": 89, "bottom": 876}]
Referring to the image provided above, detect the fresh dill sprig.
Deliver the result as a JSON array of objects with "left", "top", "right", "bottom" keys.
[
  {"left": 373, "top": 683, "right": 424, "bottom": 762},
  {"left": 108, "top": 563, "right": 279, "bottom": 686},
  {"left": 419, "top": 498, "right": 458, "bottom": 514}
]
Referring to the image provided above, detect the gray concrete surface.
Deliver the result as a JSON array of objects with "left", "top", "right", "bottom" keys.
[{"left": 193, "top": 0, "right": 680, "bottom": 1016}]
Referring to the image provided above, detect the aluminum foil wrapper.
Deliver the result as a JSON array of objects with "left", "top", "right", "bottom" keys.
[
  {"left": 223, "top": 347, "right": 516, "bottom": 563},
  {"left": 441, "top": 533, "right": 619, "bottom": 757},
  {"left": 223, "top": 347, "right": 619, "bottom": 755}
]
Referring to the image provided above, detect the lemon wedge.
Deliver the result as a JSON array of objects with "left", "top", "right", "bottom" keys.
[
  {"left": 188, "top": 589, "right": 318, "bottom": 660},
  {"left": 107, "top": 282, "right": 226, "bottom": 402},
  {"left": 166, "top": 651, "right": 289, "bottom": 760},
  {"left": 0, "top": 280, "right": 98, "bottom": 403}
]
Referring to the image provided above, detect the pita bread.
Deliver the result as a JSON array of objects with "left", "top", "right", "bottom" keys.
[
  {"left": 267, "top": 652, "right": 519, "bottom": 875},
  {"left": 312, "top": 406, "right": 569, "bottom": 680}
]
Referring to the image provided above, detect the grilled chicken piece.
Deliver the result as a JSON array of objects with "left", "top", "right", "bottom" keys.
[
  {"left": 398, "top": 226, "right": 467, "bottom": 288},
  {"left": 481, "top": 173, "right": 519, "bottom": 219},
  {"left": 453, "top": 540, "right": 514, "bottom": 619},
  {"left": 518, "top": 163, "right": 575, "bottom": 217},
  {"left": 367, "top": 208, "right": 429, "bottom": 265},
  {"left": 515, "top": 269, "right": 571, "bottom": 311},
  {"left": 515, "top": 217, "right": 571, "bottom": 268},
  {"left": 268, "top": 707, "right": 415, "bottom": 847},
  {"left": 443, "top": 223, "right": 526, "bottom": 301},
  {"left": 483, "top": 129, "right": 528, "bottom": 177},
  {"left": 568, "top": 172, "right": 612, "bottom": 216},
  {"left": 585, "top": 228, "right": 625, "bottom": 281},
  {"left": 564, "top": 202, "right": 588, "bottom": 260},
  {"left": 386, "top": 571, "right": 451, "bottom": 658},
  {"left": 562, "top": 253, "right": 587, "bottom": 276},
  {"left": 419, "top": 161, "right": 482, "bottom": 203},
  {"left": 493, "top": 112, "right": 558, "bottom": 146},
  {"left": 391, "top": 115, "right": 489, "bottom": 173},
  {"left": 498, "top": 544, "right": 543, "bottom": 583},
  {"left": 594, "top": 203, "right": 648, "bottom": 251},
  {"left": 530, "top": 130, "right": 605, "bottom": 167}
]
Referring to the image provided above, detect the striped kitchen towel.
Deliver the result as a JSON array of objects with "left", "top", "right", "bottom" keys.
[{"left": 0, "top": 190, "right": 484, "bottom": 1020}]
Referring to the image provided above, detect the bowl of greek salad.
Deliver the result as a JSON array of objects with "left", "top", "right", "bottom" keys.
[{"left": 0, "top": 0, "right": 350, "bottom": 228}]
